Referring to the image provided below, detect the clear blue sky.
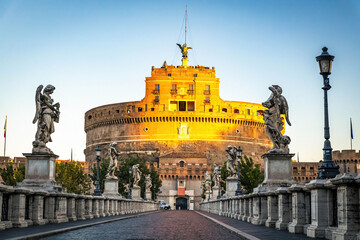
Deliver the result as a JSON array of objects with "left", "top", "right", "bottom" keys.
[{"left": 0, "top": 0, "right": 360, "bottom": 162}]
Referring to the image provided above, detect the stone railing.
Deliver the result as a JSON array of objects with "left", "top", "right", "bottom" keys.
[
  {"left": 0, "top": 184, "right": 160, "bottom": 230},
  {"left": 200, "top": 173, "right": 360, "bottom": 240}
]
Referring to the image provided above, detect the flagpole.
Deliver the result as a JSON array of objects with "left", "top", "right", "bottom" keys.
[
  {"left": 3, "top": 136, "right": 6, "bottom": 157},
  {"left": 4, "top": 116, "right": 7, "bottom": 157},
  {"left": 350, "top": 118, "right": 353, "bottom": 150}
]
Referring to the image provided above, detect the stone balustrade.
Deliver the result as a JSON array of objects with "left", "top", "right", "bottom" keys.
[
  {"left": 0, "top": 184, "right": 160, "bottom": 231},
  {"left": 200, "top": 173, "right": 360, "bottom": 240}
]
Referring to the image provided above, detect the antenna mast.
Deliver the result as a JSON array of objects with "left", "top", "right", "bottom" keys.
[{"left": 185, "top": 6, "right": 187, "bottom": 44}]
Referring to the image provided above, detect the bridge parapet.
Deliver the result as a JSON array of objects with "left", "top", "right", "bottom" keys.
[
  {"left": 200, "top": 173, "right": 360, "bottom": 240},
  {"left": 0, "top": 184, "right": 159, "bottom": 231}
]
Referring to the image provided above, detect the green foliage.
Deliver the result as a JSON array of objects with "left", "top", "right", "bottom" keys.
[
  {"left": 55, "top": 161, "right": 91, "bottom": 194},
  {"left": 219, "top": 155, "right": 264, "bottom": 194},
  {"left": 201, "top": 182, "right": 206, "bottom": 200},
  {"left": 0, "top": 163, "right": 25, "bottom": 186},
  {"left": 239, "top": 155, "right": 264, "bottom": 194},
  {"left": 116, "top": 158, "right": 162, "bottom": 199},
  {"left": 220, "top": 162, "right": 228, "bottom": 195},
  {"left": 90, "top": 157, "right": 162, "bottom": 199},
  {"left": 90, "top": 158, "right": 110, "bottom": 192}
]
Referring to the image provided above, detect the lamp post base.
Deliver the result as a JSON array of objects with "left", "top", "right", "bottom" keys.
[{"left": 318, "top": 162, "right": 339, "bottom": 179}]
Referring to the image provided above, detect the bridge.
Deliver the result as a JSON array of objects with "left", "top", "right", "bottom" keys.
[{"left": 0, "top": 210, "right": 319, "bottom": 240}]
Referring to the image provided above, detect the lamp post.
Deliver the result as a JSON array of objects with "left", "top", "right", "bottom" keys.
[
  {"left": 316, "top": 47, "right": 340, "bottom": 179},
  {"left": 217, "top": 166, "right": 222, "bottom": 199},
  {"left": 235, "top": 146, "right": 243, "bottom": 196},
  {"left": 208, "top": 181, "right": 211, "bottom": 201},
  {"left": 127, "top": 167, "right": 132, "bottom": 199},
  {"left": 93, "top": 146, "right": 102, "bottom": 196},
  {"left": 144, "top": 176, "right": 147, "bottom": 201}
]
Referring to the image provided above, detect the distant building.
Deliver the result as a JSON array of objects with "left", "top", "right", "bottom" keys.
[
  {"left": 292, "top": 161, "right": 319, "bottom": 183},
  {"left": 83, "top": 44, "right": 272, "bottom": 209},
  {"left": 291, "top": 149, "right": 360, "bottom": 183},
  {"left": 333, "top": 150, "right": 360, "bottom": 173}
]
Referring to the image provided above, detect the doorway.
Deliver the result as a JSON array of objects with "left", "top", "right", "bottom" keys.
[{"left": 176, "top": 197, "right": 188, "bottom": 210}]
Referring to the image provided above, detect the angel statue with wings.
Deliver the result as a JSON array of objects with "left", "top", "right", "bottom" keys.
[
  {"left": 32, "top": 85, "right": 60, "bottom": 154},
  {"left": 261, "top": 85, "right": 291, "bottom": 154}
]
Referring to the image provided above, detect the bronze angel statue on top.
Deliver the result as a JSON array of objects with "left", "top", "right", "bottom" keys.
[
  {"left": 261, "top": 85, "right": 291, "bottom": 154},
  {"left": 32, "top": 85, "right": 60, "bottom": 154}
]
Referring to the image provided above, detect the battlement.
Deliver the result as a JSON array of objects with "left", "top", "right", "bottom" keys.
[{"left": 333, "top": 149, "right": 360, "bottom": 161}]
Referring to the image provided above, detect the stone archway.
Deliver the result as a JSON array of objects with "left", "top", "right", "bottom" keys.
[{"left": 176, "top": 197, "right": 188, "bottom": 210}]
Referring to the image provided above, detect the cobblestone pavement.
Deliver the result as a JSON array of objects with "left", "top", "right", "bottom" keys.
[{"left": 43, "top": 211, "right": 241, "bottom": 240}]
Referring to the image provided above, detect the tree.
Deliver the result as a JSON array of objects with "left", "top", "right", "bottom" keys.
[
  {"left": 220, "top": 162, "right": 229, "bottom": 195},
  {"left": 116, "top": 158, "right": 162, "bottom": 199},
  {"left": 239, "top": 155, "right": 264, "bottom": 193},
  {"left": 220, "top": 155, "right": 264, "bottom": 194},
  {"left": 56, "top": 161, "right": 91, "bottom": 194},
  {"left": 90, "top": 158, "right": 110, "bottom": 193},
  {"left": 90, "top": 157, "right": 162, "bottom": 199},
  {"left": 0, "top": 163, "right": 25, "bottom": 186}
]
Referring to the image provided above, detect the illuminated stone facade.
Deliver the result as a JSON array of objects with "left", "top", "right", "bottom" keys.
[{"left": 84, "top": 63, "right": 271, "bottom": 209}]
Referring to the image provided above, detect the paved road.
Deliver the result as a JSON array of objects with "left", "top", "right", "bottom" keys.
[{"left": 43, "top": 211, "right": 240, "bottom": 240}]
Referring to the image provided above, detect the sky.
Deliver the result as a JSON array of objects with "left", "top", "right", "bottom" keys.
[{"left": 0, "top": 0, "right": 360, "bottom": 162}]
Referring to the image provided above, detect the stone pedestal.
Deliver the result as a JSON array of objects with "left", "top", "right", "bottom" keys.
[
  {"left": 224, "top": 177, "right": 237, "bottom": 197},
  {"left": 19, "top": 153, "right": 62, "bottom": 192},
  {"left": 145, "top": 191, "right": 152, "bottom": 200},
  {"left": 131, "top": 186, "right": 141, "bottom": 200},
  {"left": 103, "top": 178, "right": 120, "bottom": 197},
  {"left": 254, "top": 153, "right": 294, "bottom": 193},
  {"left": 212, "top": 186, "right": 220, "bottom": 199}
]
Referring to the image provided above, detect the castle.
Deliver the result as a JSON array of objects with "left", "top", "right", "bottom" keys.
[{"left": 84, "top": 42, "right": 271, "bottom": 209}]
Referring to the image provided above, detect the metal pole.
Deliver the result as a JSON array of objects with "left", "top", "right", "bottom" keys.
[
  {"left": 318, "top": 76, "right": 339, "bottom": 179},
  {"left": 208, "top": 183, "right": 211, "bottom": 201},
  {"left": 217, "top": 168, "right": 221, "bottom": 199},
  {"left": 94, "top": 155, "right": 102, "bottom": 196},
  {"left": 128, "top": 168, "right": 132, "bottom": 199},
  {"left": 144, "top": 178, "right": 147, "bottom": 201}
]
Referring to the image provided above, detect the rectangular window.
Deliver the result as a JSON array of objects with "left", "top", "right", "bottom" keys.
[
  {"left": 169, "top": 101, "right": 177, "bottom": 111},
  {"left": 204, "top": 85, "right": 210, "bottom": 95},
  {"left": 168, "top": 73, "right": 172, "bottom": 77},
  {"left": 172, "top": 84, "right": 177, "bottom": 90},
  {"left": 155, "top": 84, "right": 159, "bottom": 91},
  {"left": 189, "top": 84, "right": 193, "bottom": 90},
  {"left": 138, "top": 107, "right": 142, "bottom": 112},
  {"left": 145, "top": 104, "right": 147, "bottom": 112},
  {"left": 187, "top": 101, "right": 195, "bottom": 111},
  {"left": 247, "top": 109, "right": 251, "bottom": 115},
  {"left": 179, "top": 101, "right": 186, "bottom": 111},
  {"left": 155, "top": 96, "right": 159, "bottom": 102}
]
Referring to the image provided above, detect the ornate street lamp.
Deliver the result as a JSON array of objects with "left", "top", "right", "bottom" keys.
[
  {"left": 127, "top": 167, "right": 132, "bottom": 199},
  {"left": 235, "top": 146, "right": 243, "bottom": 196},
  {"left": 208, "top": 182, "right": 211, "bottom": 201},
  {"left": 316, "top": 47, "right": 339, "bottom": 179},
  {"left": 144, "top": 176, "right": 147, "bottom": 201},
  {"left": 93, "top": 146, "right": 102, "bottom": 196},
  {"left": 217, "top": 166, "right": 222, "bottom": 199}
]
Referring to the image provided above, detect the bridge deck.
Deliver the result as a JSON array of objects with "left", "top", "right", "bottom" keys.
[{"left": 0, "top": 211, "right": 321, "bottom": 240}]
